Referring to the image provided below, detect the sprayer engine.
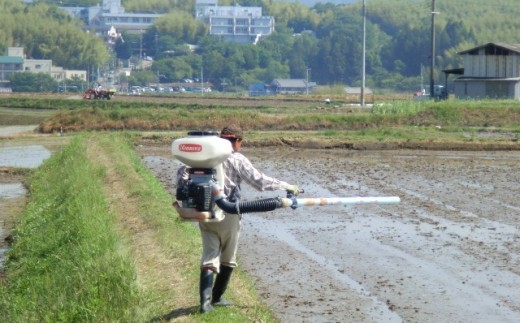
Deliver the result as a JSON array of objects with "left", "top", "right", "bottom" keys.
[
  {"left": 176, "top": 168, "right": 216, "bottom": 212},
  {"left": 172, "top": 131, "right": 233, "bottom": 222}
]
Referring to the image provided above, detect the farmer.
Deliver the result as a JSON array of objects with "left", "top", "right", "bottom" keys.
[{"left": 177, "top": 124, "right": 300, "bottom": 313}]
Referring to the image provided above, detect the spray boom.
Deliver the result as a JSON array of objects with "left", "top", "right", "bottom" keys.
[
  {"left": 284, "top": 196, "right": 401, "bottom": 209},
  {"left": 172, "top": 131, "right": 400, "bottom": 222}
]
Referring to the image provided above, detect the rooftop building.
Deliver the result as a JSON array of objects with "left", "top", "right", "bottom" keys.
[
  {"left": 195, "top": 0, "right": 275, "bottom": 44},
  {"left": 0, "top": 47, "right": 86, "bottom": 88},
  {"left": 59, "top": 0, "right": 162, "bottom": 35}
]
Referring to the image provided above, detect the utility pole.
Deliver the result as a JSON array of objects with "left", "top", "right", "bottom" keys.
[
  {"left": 360, "top": 0, "right": 366, "bottom": 106},
  {"left": 306, "top": 67, "right": 310, "bottom": 95},
  {"left": 201, "top": 65, "right": 204, "bottom": 97},
  {"left": 430, "top": 0, "right": 437, "bottom": 99}
]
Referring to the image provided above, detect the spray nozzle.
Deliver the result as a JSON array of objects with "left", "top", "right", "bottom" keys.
[
  {"left": 286, "top": 188, "right": 304, "bottom": 199},
  {"left": 286, "top": 188, "right": 304, "bottom": 209}
]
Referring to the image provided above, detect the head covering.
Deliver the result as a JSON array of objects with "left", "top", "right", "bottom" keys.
[{"left": 220, "top": 124, "right": 243, "bottom": 140}]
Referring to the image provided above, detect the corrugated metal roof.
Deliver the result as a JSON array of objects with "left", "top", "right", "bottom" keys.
[
  {"left": 458, "top": 43, "right": 520, "bottom": 55},
  {"left": 0, "top": 56, "right": 24, "bottom": 64},
  {"left": 272, "top": 79, "right": 307, "bottom": 88}
]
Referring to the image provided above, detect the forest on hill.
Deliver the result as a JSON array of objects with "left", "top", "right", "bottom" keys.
[{"left": 1, "top": 0, "right": 520, "bottom": 92}]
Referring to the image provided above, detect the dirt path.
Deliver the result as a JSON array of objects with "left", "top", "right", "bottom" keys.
[
  {"left": 138, "top": 144, "right": 520, "bottom": 323},
  {"left": 85, "top": 138, "right": 201, "bottom": 322}
]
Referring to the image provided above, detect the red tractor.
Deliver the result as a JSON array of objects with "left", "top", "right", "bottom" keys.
[{"left": 83, "top": 88, "right": 116, "bottom": 100}]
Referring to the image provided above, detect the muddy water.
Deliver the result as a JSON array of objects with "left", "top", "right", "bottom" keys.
[
  {"left": 0, "top": 143, "right": 52, "bottom": 268},
  {"left": 0, "top": 145, "right": 51, "bottom": 168},
  {"left": 0, "top": 183, "right": 27, "bottom": 267},
  {"left": 139, "top": 145, "right": 520, "bottom": 323}
]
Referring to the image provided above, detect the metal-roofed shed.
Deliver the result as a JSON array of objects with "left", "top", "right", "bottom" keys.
[
  {"left": 454, "top": 42, "right": 520, "bottom": 99},
  {"left": 272, "top": 79, "right": 315, "bottom": 94}
]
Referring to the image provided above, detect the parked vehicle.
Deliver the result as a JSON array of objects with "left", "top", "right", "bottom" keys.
[
  {"left": 413, "top": 85, "right": 446, "bottom": 101},
  {"left": 83, "top": 88, "right": 116, "bottom": 100}
]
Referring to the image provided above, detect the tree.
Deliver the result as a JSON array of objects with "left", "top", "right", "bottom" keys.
[
  {"left": 9, "top": 72, "right": 58, "bottom": 92},
  {"left": 128, "top": 70, "right": 158, "bottom": 87},
  {"left": 287, "top": 34, "right": 318, "bottom": 78},
  {"left": 152, "top": 57, "right": 192, "bottom": 82},
  {"left": 0, "top": 1, "right": 108, "bottom": 70},
  {"left": 153, "top": 11, "right": 207, "bottom": 45},
  {"left": 114, "top": 34, "right": 133, "bottom": 61},
  {"left": 313, "top": 10, "right": 365, "bottom": 84}
]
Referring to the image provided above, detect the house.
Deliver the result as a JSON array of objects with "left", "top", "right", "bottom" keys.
[
  {"left": 59, "top": 0, "right": 162, "bottom": 35},
  {"left": 0, "top": 56, "right": 24, "bottom": 88},
  {"left": 271, "top": 79, "right": 316, "bottom": 94},
  {"left": 453, "top": 43, "right": 520, "bottom": 99},
  {"left": 0, "top": 47, "right": 87, "bottom": 89},
  {"left": 248, "top": 83, "right": 273, "bottom": 96},
  {"left": 24, "top": 59, "right": 53, "bottom": 75},
  {"left": 195, "top": 0, "right": 275, "bottom": 44},
  {"left": 52, "top": 67, "right": 88, "bottom": 83}
]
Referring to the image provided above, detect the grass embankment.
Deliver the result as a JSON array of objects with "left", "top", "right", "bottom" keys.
[
  {"left": 3, "top": 95, "right": 520, "bottom": 141},
  {"left": 2, "top": 95, "right": 520, "bottom": 149},
  {"left": 24, "top": 98, "right": 520, "bottom": 147},
  {"left": 0, "top": 107, "right": 55, "bottom": 126},
  {"left": 0, "top": 134, "right": 275, "bottom": 322}
]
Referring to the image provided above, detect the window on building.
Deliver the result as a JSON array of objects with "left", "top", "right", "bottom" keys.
[
  {"left": 236, "top": 18, "right": 248, "bottom": 26},
  {"left": 236, "top": 27, "right": 248, "bottom": 34}
]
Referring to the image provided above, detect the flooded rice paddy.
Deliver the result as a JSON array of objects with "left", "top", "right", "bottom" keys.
[
  {"left": 138, "top": 144, "right": 520, "bottom": 323},
  {"left": 0, "top": 145, "right": 51, "bottom": 168},
  {"left": 0, "top": 126, "right": 55, "bottom": 269}
]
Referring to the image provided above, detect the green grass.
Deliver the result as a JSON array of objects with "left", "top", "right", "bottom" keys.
[
  {"left": 0, "top": 133, "right": 277, "bottom": 322},
  {"left": 0, "top": 107, "right": 55, "bottom": 125},
  {"left": 0, "top": 136, "right": 140, "bottom": 322}
]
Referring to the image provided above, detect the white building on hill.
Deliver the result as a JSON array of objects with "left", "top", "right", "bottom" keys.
[
  {"left": 195, "top": 0, "right": 275, "bottom": 44},
  {"left": 59, "top": 0, "right": 162, "bottom": 35}
]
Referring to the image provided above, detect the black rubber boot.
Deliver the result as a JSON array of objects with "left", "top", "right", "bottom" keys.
[
  {"left": 212, "top": 265, "right": 234, "bottom": 306},
  {"left": 199, "top": 269, "right": 214, "bottom": 313}
]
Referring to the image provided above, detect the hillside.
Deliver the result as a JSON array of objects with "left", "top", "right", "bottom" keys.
[{"left": 3, "top": 0, "right": 520, "bottom": 92}]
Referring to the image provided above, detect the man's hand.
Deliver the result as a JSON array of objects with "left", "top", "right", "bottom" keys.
[{"left": 285, "top": 184, "right": 301, "bottom": 196}]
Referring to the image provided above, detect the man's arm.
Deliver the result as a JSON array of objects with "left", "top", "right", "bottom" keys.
[{"left": 233, "top": 153, "right": 297, "bottom": 193}]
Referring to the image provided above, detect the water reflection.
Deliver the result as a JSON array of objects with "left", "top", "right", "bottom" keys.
[
  {"left": 0, "top": 183, "right": 27, "bottom": 199},
  {"left": 1, "top": 145, "right": 50, "bottom": 268},
  {"left": 0, "top": 145, "right": 51, "bottom": 168}
]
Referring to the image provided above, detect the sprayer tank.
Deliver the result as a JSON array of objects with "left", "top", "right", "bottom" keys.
[{"left": 172, "top": 133, "right": 233, "bottom": 168}]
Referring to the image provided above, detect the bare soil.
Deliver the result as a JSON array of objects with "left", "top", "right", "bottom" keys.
[{"left": 137, "top": 143, "right": 520, "bottom": 323}]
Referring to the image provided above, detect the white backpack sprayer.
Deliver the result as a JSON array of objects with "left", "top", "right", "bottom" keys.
[{"left": 172, "top": 131, "right": 400, "bottom": 222}]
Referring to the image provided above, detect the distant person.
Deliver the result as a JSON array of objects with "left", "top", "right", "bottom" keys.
[{"left": 176, "top": 124, "right": 300, "bottom": 313}]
